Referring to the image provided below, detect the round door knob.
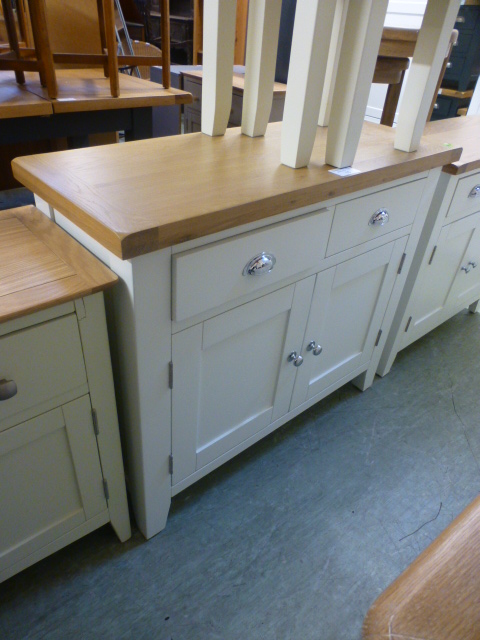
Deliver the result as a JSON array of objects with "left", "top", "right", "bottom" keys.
[
  {"left": 369, "top": 209, "right": 389, "bottom": 227},
  {"left": 0, "top": 378, "right": 17, "bottom": 401},
  {"left": 469, "top": 186, "right": 480, "bottom": 199},
  {"left": 307, "top": 341, "right": 323, "bottom": 356},
  {"left": 288, "top": 351, "right": 304, "bottom": 367}
]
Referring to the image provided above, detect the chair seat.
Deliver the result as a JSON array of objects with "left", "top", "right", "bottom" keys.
[{"left": 363, "top": 494, "right": 480, "bottom": 640}]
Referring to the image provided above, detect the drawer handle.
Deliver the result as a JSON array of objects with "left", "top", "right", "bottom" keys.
[
  {"left": 446, "top": 62, "right": 453, "bottom": 69},
  {"left": 469, "top": 186, "right": 480, "bottom": 199},
  {"left": 288, "top": 351, "right": 303, "bottom": 367},
  {"left": 243, "top": 252, "right": 276, "bottom": 276},
  {"left": 307, "top": 340, "right": 323, "bottom": 356},
  {"left": 433, "top": 103, "right": 439, "bottom": 110},
  {"left": 369, "top": 209, "right": 389, "bottom": 227},
  {"left": 0, "top": 378, "right": 17, "bottom": 401},
  {"left": 461, "top": 261, "right": 477, "bottom": 274},
  {"left": 456, "top": 15, "right": 465, "bottom": 23}
]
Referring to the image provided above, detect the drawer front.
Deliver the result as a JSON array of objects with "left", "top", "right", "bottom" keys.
[
  {"left": 0, "top": 315, "right": 87, "bottom": 430},
  {"left": 431, "top": 95, "right": 455, "bottom": 119},
  {"left": 448, "top": 171, "right": 480, "bottom": 222},
  {"left": 442, "top": 54, "right": 466, "bottom": 86},
  {"left": 172, "top": 208, "right": 334, "bottom": 322},
  {"left": 326, "top": 179, "right": 426, "bottom": 257},
  {"left": 455, "top": 6, "right": 479, "bottom": 31},
  {"left": 183, "top": 77, "right": 202, "bottom": 105},
  {"left": 453, "top": 31, "right": 473, "bottom": 56}
]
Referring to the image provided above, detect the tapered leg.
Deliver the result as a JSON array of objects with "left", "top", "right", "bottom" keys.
[
  {"left": 27, "top": 0, "right": 57, "bottom": 98},
  {"left": 102, "top": 0, "right": 120, "bottom": 97},
  {"left": 1, "top": 0, "right": 25, "bottom": 84}
]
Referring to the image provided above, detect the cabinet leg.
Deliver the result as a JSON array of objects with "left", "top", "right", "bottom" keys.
[
  {"left": 351, "top": 368, "right": 375, "bottom": 392},
  {"left": 469, "top": 300, "right": 479, "bottom": 314}
]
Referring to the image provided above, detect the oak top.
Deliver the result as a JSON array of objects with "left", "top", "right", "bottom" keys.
[
  {"left": 12, "top": 121, "right": 461, "bottom": 260},
  {"left": 0, "top": 73, "right": 53, "bottom": 119},
  {"left": 423, "top": 116, "right": 480, "bottom": 175},
  {"left": 0, "top": 206, "right": 117, "bottom": 323},
  {"left": 23, "top": 68, "right": 193, "bottom": 113},
  {"left": 182, "top": 70, "right": 287, "bottom": 96}
]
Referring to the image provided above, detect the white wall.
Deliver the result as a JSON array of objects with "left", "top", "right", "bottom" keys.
[{"left": 365, "top": 1, "right": 427, "bottom": 123}]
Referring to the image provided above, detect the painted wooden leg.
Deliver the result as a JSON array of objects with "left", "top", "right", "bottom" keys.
[
  {"left": 160, "top": 0, "right": 171, "bottom": 89},
  {"left": 469, "top": 300, "right": 479, "bottom": 314},
  {"left": 394, "top": 0, "right": 461, "bottom": 152},
  {"left": 241, "top": 0, "right": 282, "bottom": 138},
  {"left": 201, "top": 0, "right": 237, "bottom": 136},
  {"left": 325, "top": 0, "right": 388, "bottom": 169},
  {"left": 318, "top": 0, "right": 349, "bottom": 128},
  {"left": 280, "top": 0, "right": 337, "bottom": 169},
  {"left": 102, "top": 0, "right": 120, "bottom": 98},
  {"left": 1, "top": 0, "right": 25, "bottom": 84}
]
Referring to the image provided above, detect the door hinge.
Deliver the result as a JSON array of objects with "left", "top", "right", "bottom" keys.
[
  {"left": 375, "top": 329, "right": 383, "bottom": 347},
  {"left": 168, "top": 454, "right": 174, "bottom": 475},
  {"left": 397, "top": 253, "right": 407, "bottom": 274},
  {"left": 103, "top": 479, "right": 110, "bottom": 501},
  {"left": 405, "top": 316, "right": 412, "bottom": 332},
  {"left": 428, "top": 245, "right": 437, "bottom": 265},
  {"left": 91, "top": 408, "right": 99, "bottom": 436},
  {"left": 169, "top": 362, "right": 173, "bottom": 389}
]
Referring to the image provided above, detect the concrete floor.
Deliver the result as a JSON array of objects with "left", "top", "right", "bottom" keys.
[{"left": 1, "top": 308, "right": 479, "bottom": 640}]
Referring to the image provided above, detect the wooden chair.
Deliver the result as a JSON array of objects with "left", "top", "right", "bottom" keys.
[
  {"left": 129, "top": 40, "right": 162, "bottom": 80},
  {"left": 373, "top": 27, "right": 458, "bottom": 127},
  {"left": 363, "top": 494, "right": 480, "bottom": 639}
]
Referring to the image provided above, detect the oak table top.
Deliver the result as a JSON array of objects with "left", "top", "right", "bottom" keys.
[
  {"left": 423, "top": 116, "right": 480, "bottom": 175},
  {"left": 0, "top": 205, "right": 117, "bottom": 323},
  {"left": 12, "top": 121, "right": 462, "bottom": 260},
  {"left": 0, "top": 73, "right": 53, "bottom": 119},
  {"left": 182, "top": 69, "right": 288, "bottom": 96}
]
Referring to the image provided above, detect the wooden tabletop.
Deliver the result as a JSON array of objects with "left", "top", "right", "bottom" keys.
[
  {"left": 423, "top": 116, "right": 480, "bottom": 175},
  {"left": 0, "top": 206, "right": 117, "bottom": 323},
  {"left": 0, "top": 74, "right": 53, "bottom": 119},
  {"left": 0, "top": 68, "right": 192, "bottom": 118},
  {"left": 12, "top": 121, "right": 461, "bottom": 260},
  {"left": 182, "top": 70, "right": 287, "bottom": 96}
]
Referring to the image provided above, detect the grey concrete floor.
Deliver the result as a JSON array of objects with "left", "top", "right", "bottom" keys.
[{"left": 1, "top": 309, "right": 480, "bottom": 640}]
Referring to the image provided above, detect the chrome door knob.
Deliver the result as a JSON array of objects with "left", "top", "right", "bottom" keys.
[
  {"left": 288, "top": 351, "right": 304, "bottom": 367},
  {"left": 307, "top": 341, "right": 323, "bottom": 356},
  {"left": 469, "top": 186, "right": 480, "bottom": 199},
  {"left": 369, "top": 209, "right": 389, "bottom": 226}
]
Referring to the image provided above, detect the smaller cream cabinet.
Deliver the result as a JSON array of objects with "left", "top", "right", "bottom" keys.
[
  {"left": 378, "top": 167, "right": 480, "bottom": 376},
  {"left": 0, "top": 207, "right": 130, "bottom": 583}
]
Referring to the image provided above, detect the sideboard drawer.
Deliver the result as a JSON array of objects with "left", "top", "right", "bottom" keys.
[
  {"left": 0, "top": 314, "right": 88, "bottom": 430},
  {"left": 448, "top": 171, "right": 480, "bottom": 222},
  {"left": 326, "top": 179, "right": 426, "bottom": 256},
  {"left": 172, "top": 208, "right": 333, "bottom": 322}
]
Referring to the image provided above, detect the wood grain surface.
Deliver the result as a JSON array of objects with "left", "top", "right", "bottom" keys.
[
  {"left": 423, "top": 116, "right": 480, "bottom": 175},
  {"left": 0, "top": 205, "right": 117, "bottom": 323},
  {"left": 12, "top": 121, "right": 461, "bottom": 259},
  {"left": 363, "top": 494, "right": 480, "bottom": 639},
  {"left": 182, "top": 70, "right": 287, "bottom": 96},
  {"left": 0, "top": 72, "right": 53, "bottom": 118}
]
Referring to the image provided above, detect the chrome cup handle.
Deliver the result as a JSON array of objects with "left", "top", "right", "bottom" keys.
[
  {"left": 369, "top": 209, "right": 389, "bottom": 227},
  {"left": 0, "top": 379, "right": 17, "bottom": 401},
  {"left": 243, "top": 252, "right": 276, "bottom": 276}
]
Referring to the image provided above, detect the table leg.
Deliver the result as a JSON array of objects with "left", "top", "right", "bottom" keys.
[{"left": 125, "top": 107, "right": 153, "bottom": 141}]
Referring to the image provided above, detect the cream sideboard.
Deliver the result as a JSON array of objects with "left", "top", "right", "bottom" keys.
[
  {"left": 378, "top": 116, "right": 480, "bottom": 376},
  {"left": 0, "top": 206, "right": 131, "bottom": 582},
  {"left": 12, "top": 122, "right": 461, "bottom": 539}
]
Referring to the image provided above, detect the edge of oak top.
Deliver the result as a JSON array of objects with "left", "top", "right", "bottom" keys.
[
  {"left": 422, "top": 116, "right": 480, "bottom": 176},
  {"left": 12, "top": 121, "right": 462, "bottom": 260}
]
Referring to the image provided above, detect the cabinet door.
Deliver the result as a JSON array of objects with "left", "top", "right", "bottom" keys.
[
  {"left": 172, "top": 278, "right": 315, "bottom": 486},
  {"left": 291, "top": 239, "right": 406, "bottom": 408},
  {"left": 404, "top": 211, "right": 480, "bottom": 347},
  {"left": 0, "top": 396, "right": 107, "bottom": 577}
]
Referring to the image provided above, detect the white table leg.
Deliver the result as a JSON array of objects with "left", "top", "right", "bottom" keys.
[
  {"left": 280, "top": 0, "right": 337, "bottom": 169},
  {"left": 201, "top": 0, "right": 238, "bottom": 136},
  {"left": 241, "top": 0, "right": 282, "bottom": 138},
  {"left": 394, "top": 0, "right": 462, "bottom": 152}
]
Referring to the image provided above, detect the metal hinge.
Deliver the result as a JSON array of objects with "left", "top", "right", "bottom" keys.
[
  {"left": 168, "top": 454, "right": 174, "bottom": 475},
  {"left": 169, "top": 362, "right": 173, "bottom": 389},
  {"left": 428, "top": 245, "right": 437, "bottom": 265},
  {"left": 405, "top": 316, "right": 412, "bottom": 332},
  {"left": 375, "top": 329, "right": 383, "bottom": 347},
  {"left": 103, "top": 479, "right": 110, "bottom": 501},
  {"left": 397, "top": 253, "right": 407, "bottom": 274},
  {"left": 91, "top": 408, "right": 99, "bottom": 436}
]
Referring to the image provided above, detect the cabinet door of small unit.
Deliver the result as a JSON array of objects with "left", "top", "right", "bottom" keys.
[
  {"left": 171, "top": 277, "right": 315, "bottom": 486},
  {"left": 403, "top": 211, "right": 480, "bottom": 347},
  {"left": 0, "top": 395, "right": 107, "bottom": 580},
  {"left": 291, "top": 239, "right": 406, "bottom": 409}
]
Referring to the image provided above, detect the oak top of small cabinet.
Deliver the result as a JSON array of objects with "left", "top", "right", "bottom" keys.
[
  {"left": 423, "top": 116, "right": 480, "bottom": 176},
  {"left": 0, "top": 206, "right": 117, "bottom": 323},
  {"left": 12, "top": 121, "right": 461, "bottom": 260}
]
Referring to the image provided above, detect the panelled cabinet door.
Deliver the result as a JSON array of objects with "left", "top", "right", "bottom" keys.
[
  {"left": 291, "top": 239, "right": 406, "bottom": 408},
  {"left": 404, "top": 211, "right": 480, "bottom": 347},
  {"left": 0, "top": 396, "right": 107, "bottom": 577},
  {"left": 171, "top": 277, "right": 315, "bottom": 486}
]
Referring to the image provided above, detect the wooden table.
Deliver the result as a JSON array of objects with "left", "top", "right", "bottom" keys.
[{"left": 0, "top": 68, "right": 192, "bottom": 145}]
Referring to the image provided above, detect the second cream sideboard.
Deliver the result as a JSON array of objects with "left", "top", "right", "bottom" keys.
[{"left": 12, "top": 122, "right": 461, "bottom": 539}]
